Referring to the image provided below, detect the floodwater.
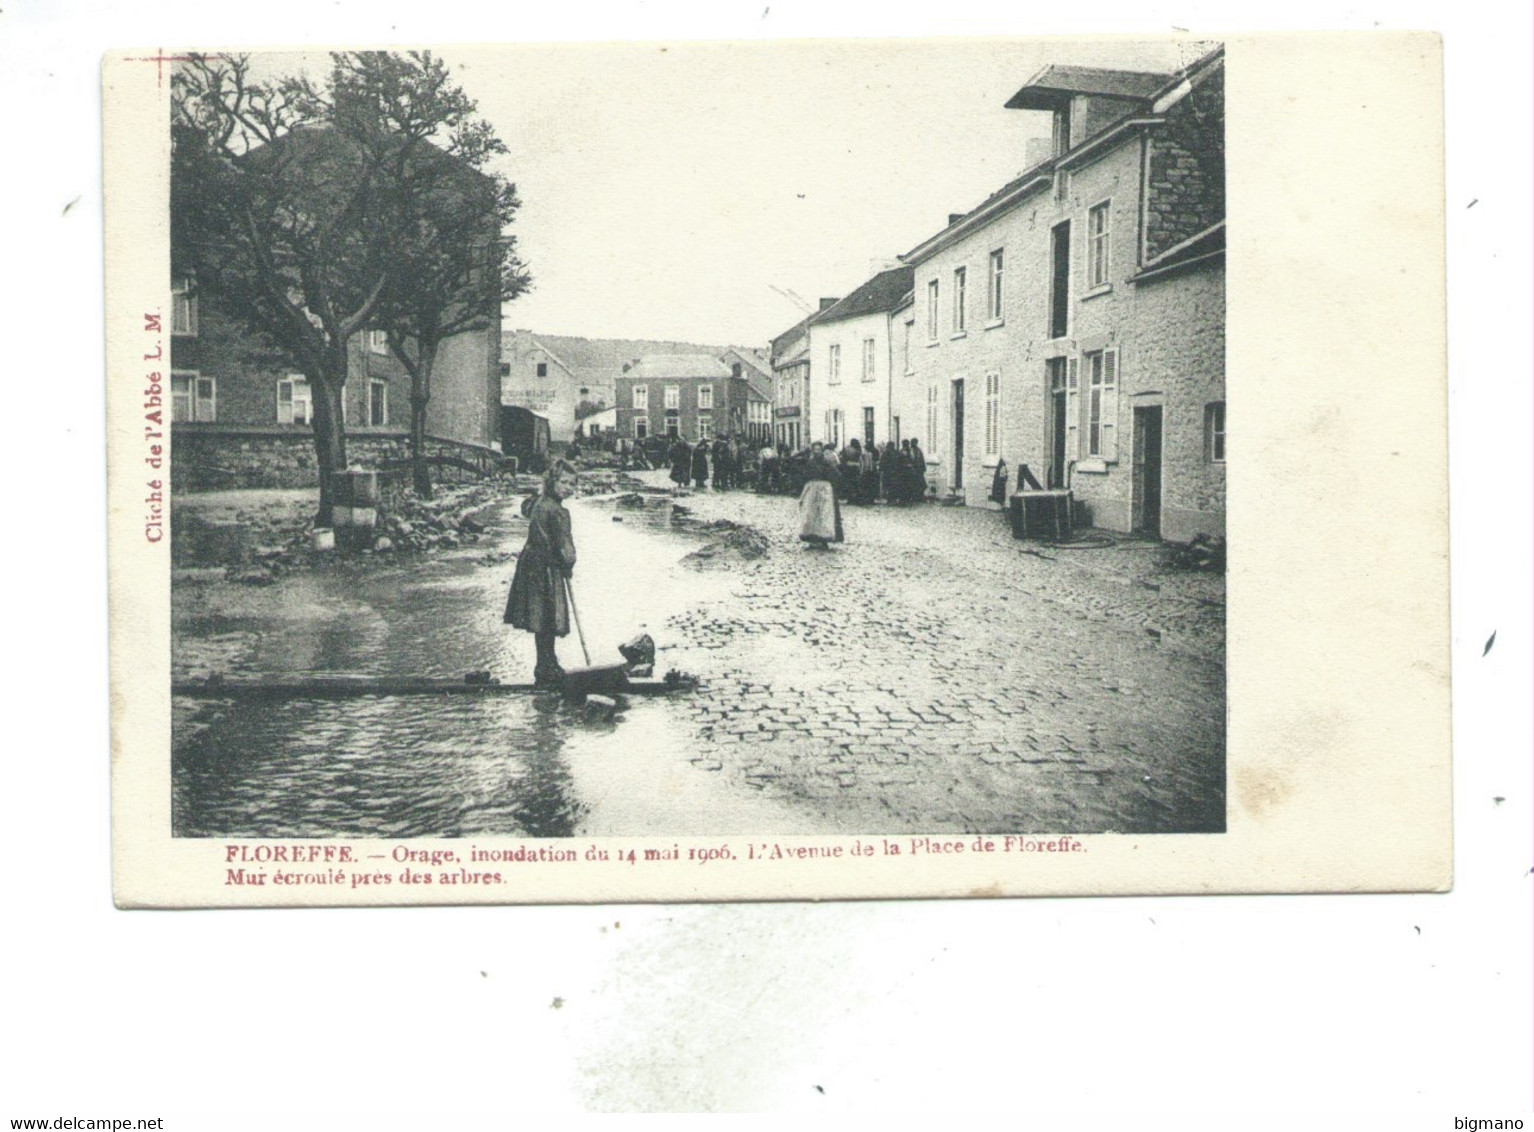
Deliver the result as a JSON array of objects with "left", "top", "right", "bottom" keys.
[{"left": 172, "top": 491, "right": 804, "bottom": 838}]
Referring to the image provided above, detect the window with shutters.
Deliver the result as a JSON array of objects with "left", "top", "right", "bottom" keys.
[
  {"left": 698, "top": 413, "right": 713, "bottom": 440},
  {"left": 367, "top": 329, "right": 390, "bottom": 355},
  {"left": 171, "top": 371, "right": 215, "bottom": 421},
  {"left": 1087, "top": 200, "right": 1111, "bottom": 289},
  {"left": 927, "top": 279, "right": 940, "bottom": 340},
  {"left": 277, "top": 376, "right": 312, "bottom": 425},
  {"left": 925, "top": 382, "right": 939, "bottom": 454},
  {"left": 631, "top": 384, "right": 648, "bottom": 410},
  {"left": 953, "top": 266, "right": 967, "bottom": 333},
  {"left": 1084, "top": 348, "right": 1119, "bottom": 459},
  {"left": 863, "top": 406, "right": 875, "bottom": 446},
  {"left": 171, "top": 276, "right": 198, "bottom": 337},
  {"left": 862, "top": 337, "right": 876, "bottom": 382},
  {"left": 984, "top": 371, "right": 1001, "bottom": 459},
  {"left": 698, "top": 384, "right": 714, "bottom": 410},
  {"left": 663, "top": 385, "right": 680, "bottom": 410},
  {"left": 828, "top": 343, "right": 842, "bottom": 385},
  {"left": 634, "top": 414, "right": 648, "bottom": 439},
  {"left": 1205, "top": 401, "right": 1226, "bottom": 463}
]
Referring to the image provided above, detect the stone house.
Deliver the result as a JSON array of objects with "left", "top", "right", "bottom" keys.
[
  {"left": 895, "top": 46, "right": 1225, "bottom": 541},
  {"left": 500, "top": 330, "right": 581, "bottom": 444},
  {"left": 168, "top": 285, "right": 501, "bottom": 491},
  {"left": 807, "top": 265, "right": 914, "bottom": 452},
  {"left": 616, "top": 354, "right": 738, "bottom": 443}
]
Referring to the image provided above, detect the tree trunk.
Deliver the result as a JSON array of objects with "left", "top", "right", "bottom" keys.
[
  {"left": 408, "top": 337, "right": 439, "bottom": 500},
  {"left": 410, "top": 394, "right": 432, "bottom": 498},
  {"left": 308, "top": 370, "right": 349, "bottom": 528}
]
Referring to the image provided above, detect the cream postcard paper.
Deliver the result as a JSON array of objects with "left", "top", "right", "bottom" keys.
[{"left": 106, "top": 33, "right": 1449, "bottom": 905}]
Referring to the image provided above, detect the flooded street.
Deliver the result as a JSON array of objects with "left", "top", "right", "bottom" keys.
[
  {"left": 174, "top": 476, "right": 1225, "bottom": 838},
  {"left": 173, "top": 489, "right": 813, "bottom": 838}
]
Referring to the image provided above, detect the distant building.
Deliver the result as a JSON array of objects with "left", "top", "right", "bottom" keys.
[
  {"left": 501, "top": 330, "right": 744, "bottom": 443},
  {"left": 769, "top": 298, "right": 838, "bottom": 452},
  {"left": 806, "top": 265, "right": 914, "bottom": 452},
  {"left": 896, "top": 47, "right": 1225, "bottom": 540},
  {"left": 618, "top": 354, "right": 752, "bottom": 443},
  {"left": 720, "top": 347, "right": 776, "bottom": 443}
]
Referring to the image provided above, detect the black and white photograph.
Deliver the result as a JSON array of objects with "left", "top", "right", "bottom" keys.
[
  {"left": 160, "top": 39, "right": 1227, "bottom": 849},
  {"left": 104, "top": 30, "right": 1450, "bottom": 907}
]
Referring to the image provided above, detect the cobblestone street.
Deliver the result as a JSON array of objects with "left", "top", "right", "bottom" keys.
[{"left": 639, "top": 477, "right": 1226, "bottom": 834}]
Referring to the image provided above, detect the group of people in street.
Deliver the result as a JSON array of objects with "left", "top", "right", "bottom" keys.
[
  {"left": 665, "top": 434, "right": 762, "bottom": 492},
  {"left": 658, "top": 433, "right": 930, "bottom": 505}
]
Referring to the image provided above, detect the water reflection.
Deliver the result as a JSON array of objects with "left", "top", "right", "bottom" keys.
[{"left": 171, "top": 492, "right": 790, "bottom": 839}]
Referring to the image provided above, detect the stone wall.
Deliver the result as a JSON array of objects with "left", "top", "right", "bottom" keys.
[
  {"left": 171, "top": 426, "right": 412, "bottom": 492},
  {"left": 1144, "top": 71, "right": 1224, "bottom": 260}
]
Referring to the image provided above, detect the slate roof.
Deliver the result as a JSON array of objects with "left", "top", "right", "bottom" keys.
[
  {"left": 626, "top": 354, "right": 733, "bottom": 380},
  {"left": 505, "top": 333, "right": 736, "bottom": 388},
  {"left": 1004, "top": 64, "right": 1172, "bottom": 110},
  {"left": 814, "top": 265, "right": 916, "bottom": 324}
]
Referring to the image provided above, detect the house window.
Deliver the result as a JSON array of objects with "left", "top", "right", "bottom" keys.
[
  {"left": 1206, "top": 401, "right": 1226, "bottom": 463},
  {"left": 863, "top": 406, "right": 875, "bottom": 447},
  {"left": 171, "top": 276, "right": 197, "bottom": 337},
  {"left": 984, "top": 371, "right": 1001, "bottom": 459},
  {"left": 499, "top": 362, "right": 511, "bottom": 378},
  {"left": 698, "top": 413, "right": 713, "bottom": 440},
  {"left": 634, "top": 414, "right": 649, "bottom": 439},
  {"left": 953, "top": 266, "right": 967, "bottom": 332},
  {"left": 699, "top": 384, "right": 714, "bottom": 410},
  {"left": 171, "top": 371, "right": 215, "bottom": 421},
  {"left": 632, "top": 384, "right": 648, "bottom": 410},
  {"left": 365, "top": 329, "right": 389, "bottom": 355},
  {"left": 664, "top": 385, "right": 680, "bottom": 410},
  {"left": 732, "top": 362, "right": 743, "bottom": 379},
  {"left": 902, "top": 319, "right": 913, "bottom": 373},
  {"left": 1049, "top": 221, "right": 1071, "bottom": 338},
  {"left": 988, "top": 249, "right": 1004, "bottom": 321},
  {"left": 828, "top": 344, "right": 841, "bottom": 385},
  {"left": 925, "top": 383, "right": 939, "bottom": 453},
  {"left": 277, "top": 376, "right": 313, "bottom": 425},
  {"left": 369, "top": 379, "right": 388, "bottom": 426},
  {"left": 1084, "top": 349, "right": 1119, "bottom": 459},
  {"left": 926, "top": 279, "right": 940, "bottom": 340},
  {"left": 664, "top": 411, "right": 680, "bottom": 438},
  {"left": 861, "top": 338, "right": 875, "bottom": 382},
  {"left": 536, "top": 362, "right": 548, "bottom": 378},
  {"left": 1087, "top": 200, "right": 1111, "bottom": 288}
]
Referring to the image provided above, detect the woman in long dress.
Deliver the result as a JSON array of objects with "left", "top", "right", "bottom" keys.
[
  {"left": 504, "top": 462, "right": 578, "bottom": 686},
  {"left": 798, "top": 441, "right": 844, "bottom": 549}
]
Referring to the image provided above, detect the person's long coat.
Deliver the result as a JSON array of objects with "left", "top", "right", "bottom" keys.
[
  {"left": 691, "top": 445, "right": 710, "bottom": 486},
  {"left": 504, "top": 493, "right": 576, "bottom": 636},
  {"left": 668, "top": 442, "right": 690, "bottom": 486}
]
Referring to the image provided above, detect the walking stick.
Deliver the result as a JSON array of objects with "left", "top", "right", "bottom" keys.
[{"left": 564, "top": 575, "right": 592, "bottom": 667}]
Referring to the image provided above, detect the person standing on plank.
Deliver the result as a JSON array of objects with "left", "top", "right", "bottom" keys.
[{"left": 504, "top": 460, "right": 578, "bottom": 686}]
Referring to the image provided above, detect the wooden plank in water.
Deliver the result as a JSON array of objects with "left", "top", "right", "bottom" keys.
[{"left": 171, "top": 674, "right": 694, "bottom": 700}]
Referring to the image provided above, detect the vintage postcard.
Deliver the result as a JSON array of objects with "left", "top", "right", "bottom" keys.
[{"left": 106, "top": 33, "right": 1449, "bottom": 906}]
